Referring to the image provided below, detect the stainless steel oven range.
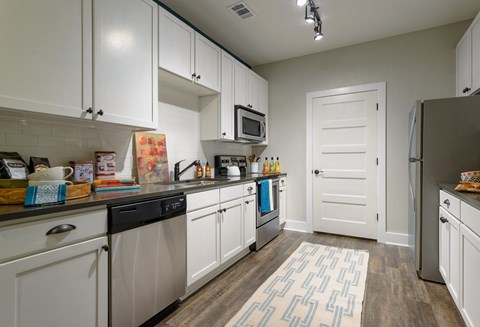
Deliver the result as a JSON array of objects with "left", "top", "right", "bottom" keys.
[{"left": 250, "top": 176, "right": 280, "bottom": 251}]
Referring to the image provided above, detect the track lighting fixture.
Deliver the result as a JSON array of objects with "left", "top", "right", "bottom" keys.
[
  {"left": 297, "top": 0, "right": 323, "bottom": 40},
  {"left": 305, "top": 4, "right": 315, "bottom": 24}
]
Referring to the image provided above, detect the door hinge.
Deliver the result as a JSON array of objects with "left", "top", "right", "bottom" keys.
[
  {"left": 377, "top": 213, "right": 379, "bottom": 221},
  {"left": 376, "top": 103, "right": 379, "bottom": 111}
]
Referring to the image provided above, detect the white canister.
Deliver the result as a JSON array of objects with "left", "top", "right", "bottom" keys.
[{"left": 251, "top": 162, "right": 259, "bottom": 174}]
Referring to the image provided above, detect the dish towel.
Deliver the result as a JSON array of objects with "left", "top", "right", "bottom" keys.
[
  {"left": 260, "top": 179, "right": 272, "bottom": 213},
  {"left": 24, "top": 184, "right": 67, "bottom": 207}
]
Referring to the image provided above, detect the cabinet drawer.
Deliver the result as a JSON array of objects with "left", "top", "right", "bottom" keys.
[
  {"left": 440, "top": 190, "right": 460, "bottom": 217},
  {"left": 461, "top": 202, "right": 480, "bottom": 237},
  {"left": 0, "top": 208, "right": 107, "bottom": 263},
  {"left": 243, "top": 182, "right": 256, "bottom": 196},
  {"left": 187, "top": 189, "right": 219, "bottom": 212},
  {"left": 220, "top": 185, "right": 243, "bottom": 203}
]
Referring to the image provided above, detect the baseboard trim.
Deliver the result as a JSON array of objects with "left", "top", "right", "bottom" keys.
[
  {"left": 284, "top": 220, "right": 310, "bottom": 233},
  {"left": 384, "top": 232, "right": 409, "bottom": 247}
]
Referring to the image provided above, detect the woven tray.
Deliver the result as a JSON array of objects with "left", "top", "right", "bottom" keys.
[
  {"left": 0, "top": 182, "right": 91, "bottom": 205},
  {"left": 454, "top": 182, "right": 480, "bottom": 193}
]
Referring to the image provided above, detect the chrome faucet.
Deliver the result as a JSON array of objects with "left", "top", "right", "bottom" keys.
[{"left": 174, "top": 160, "right": 200, "bottom": 181}]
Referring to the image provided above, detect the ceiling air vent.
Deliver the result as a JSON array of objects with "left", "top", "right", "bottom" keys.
[{"left": 228, "top": 1, "right": 255, "bottom": 20}]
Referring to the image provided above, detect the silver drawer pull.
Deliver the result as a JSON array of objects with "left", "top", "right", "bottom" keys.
[
  {"left": 443, "top": 199, "right": 450, "bottom": 206},
  {"left": 46, "top": 224, "right": 76, "bottom": 236}
]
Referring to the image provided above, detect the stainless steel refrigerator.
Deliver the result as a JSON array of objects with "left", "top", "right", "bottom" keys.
[{"left": 408, "top": 95, "right": 480, "bottom": 283}]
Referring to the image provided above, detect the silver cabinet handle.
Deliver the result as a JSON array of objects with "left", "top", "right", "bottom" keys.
[
  {"left": 247, "top": 186, "right": 253, "bottom": 191},
  {"left": 440, "top": 216, "right": 449, "bottom": 224},
  {"left": 443, "top": 199, "right": 450, "bottom": 206},
  {"left": 46, "top": 224, "right": 76, "bottom": 236}
]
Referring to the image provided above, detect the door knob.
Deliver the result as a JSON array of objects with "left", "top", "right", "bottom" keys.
[{"left": 314, "top": 170, "right": 324, "bottom": 175}]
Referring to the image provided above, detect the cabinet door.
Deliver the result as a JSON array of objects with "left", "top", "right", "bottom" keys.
[
  {"left": 258, "top": 75, "right": 269, "bottom": 115},
  {"left": 472, "top": 18, "right": 480, "bottom": 93},
  {"left": 220, "top": 198, "right": 243, "bottom": 263},
  {"left": 0, "top": 237, "right": 108, "bottom": 327},
  {"left": 457, "top": 31, "right": 472, "bottom": 97},
  {"left": 0, "top": 0, "right": 92, "bottom": 119},
  {"left": 460, "top": 224, "right": 480, "bottom": 327},
  {"left": 248, "top": 71, "right": 261, "bottom": 111},
  {"left": 93, "top": 0, "right": 158, "bottom": 129},
  {"left": 158, "top": 7, "right": 195, "bottom": 81},
  {"left": 234, "top": 62, "right": 249, "bottom": 106},
  {"left": 439, "top": 207, "right": 460, "bottom": 305},
  {"left": 187, "top": 205, "right": 220, "bottom": 286},
  {"left": 220, "top": 51, "right": 235, "bottom": 140},
  {"left": 244, "top": 195, "right": 256, "bottom": 247},
  {"left": 279, "top": 186, "right": 287, "bottom": 226},
  {"left": 195, "top": 34, "right": 221, "bottom": 92}
]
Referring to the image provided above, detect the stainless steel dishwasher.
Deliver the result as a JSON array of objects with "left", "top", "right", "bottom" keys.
[{"left": 108, "top": 194, "right": 186, "bottom": 327}]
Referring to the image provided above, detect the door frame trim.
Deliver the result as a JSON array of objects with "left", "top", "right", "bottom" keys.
[{"left": 306, "top": 82, "right": 386, "bottom": 242}]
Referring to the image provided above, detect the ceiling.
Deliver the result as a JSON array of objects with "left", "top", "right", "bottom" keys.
[{"left": 158, "top": 0, "right": 480, "bottom": 67}]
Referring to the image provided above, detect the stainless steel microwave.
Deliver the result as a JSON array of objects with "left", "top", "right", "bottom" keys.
[{"left": 235, "top": 105, "right": 266, "bottom": 143}]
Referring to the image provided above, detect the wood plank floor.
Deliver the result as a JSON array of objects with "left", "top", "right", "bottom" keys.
[{"left": 157, "top": 230, "right": 465, "bottom": 327}]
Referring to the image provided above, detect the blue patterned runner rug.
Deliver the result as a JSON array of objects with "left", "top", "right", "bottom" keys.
[{"left": 226, "top": 242, "right": 369, "bottom": 327}]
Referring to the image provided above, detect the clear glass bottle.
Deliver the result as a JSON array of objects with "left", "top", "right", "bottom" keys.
[
  {"left": 269, "top": 157, "right": 275, "bottom": 173},
  {"left": 263, "top": 157, "right": 269, "bottom": 174}
]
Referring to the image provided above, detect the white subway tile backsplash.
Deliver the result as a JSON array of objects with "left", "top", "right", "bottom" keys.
[
  {"left": 64, "top": 138, "right": 88, "bottom": 148},
  {"left": 52, "top": 126, "right": 76, "bottom": 137},
  {"left": 22, "top": 123, "right": 52, "bottom": 136},
  {"left": 6, "top": 134, "right": 37, "bottom": 147},
  {"left": 0, "top": 134, "right": 5, "bottom": 146},
  {"left": 38, "top": 135, "right": 65, "bottom": 147},
  {"left": 0, "top": 120, "right": 22, "bottom": 134},
  {"left": 76, "top": 127, "right": 100, "bottom": 139}
]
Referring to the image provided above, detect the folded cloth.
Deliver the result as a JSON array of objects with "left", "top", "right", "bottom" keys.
[
  {"left": 260, "top": 179, "right": 272, "bottom": 213},
  {"left": 24, "top": 184, "right": 67, "bottom": 207}
]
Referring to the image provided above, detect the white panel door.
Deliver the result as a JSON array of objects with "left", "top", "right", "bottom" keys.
[
  {"left": 313, "top": 90, "right": 378, "bottom": 239},
  {"left": 460, "top": 224, "right": 480, "bottom": 327},
  {"left": 234, "top": 62, "right": 248, "bottom": 106},
  {"left": 243, "top": 195, "right": 256, "bottom": 247},
  {"left": 472, "top": 18, "right": 480, "bottom": 93},
  {"left": 187, "top": 205, "right": 220, "bottom": 286},
  {"left": 195, "top": 34, "right": 221, "bottom": 92},
  {"left": 0, "top": 237, "right": 107, "bottom": 327},
  {"left": 93, "top": 0, "right": 158, "bottom": 128},
  {"left": 457, "top": 32, "right": 472, "bottom": 96},
  {"left": 0, "top": 0, "right": 92, "bottom": 119},
  {"left": 158, "top": 7, "right": 194, "bottom": 81},
  {"left": 220, "top": 51, "right": 235, "bottom": 140},
  {"left": 220, "top": 198, "right": 243, "bottom": 263}
]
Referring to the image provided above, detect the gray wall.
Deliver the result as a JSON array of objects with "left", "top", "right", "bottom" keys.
[{"left": 253, "top": 21, "right": 470, "bottom": 236}]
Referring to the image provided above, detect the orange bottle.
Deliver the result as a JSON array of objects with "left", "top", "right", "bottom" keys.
[
  {"left": 263, "top": 157, "right": 269, "bottom": 174},
  {"left": 196, "top": 164, "right": 203, "bottom": 179},
  {"left": 205, "top": 162, "right": 211, "bottom": 178}
]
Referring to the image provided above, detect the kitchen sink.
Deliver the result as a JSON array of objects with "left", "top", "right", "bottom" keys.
[{"left": 157, "top": 178, "right": 229, "bottom": 187}]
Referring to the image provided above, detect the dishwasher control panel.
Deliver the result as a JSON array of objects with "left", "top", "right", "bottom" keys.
[{"left": 108, "top": 194, "right": 186, "bottom": 234}]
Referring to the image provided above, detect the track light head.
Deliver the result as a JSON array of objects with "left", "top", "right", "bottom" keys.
[
  {"left": 296, "top": 0, "right": 307, "bottom": 6},
  {"left": 314, "top": 23, "right": 323, "bottom": 41},
  {"left": 305, "top": 4, "right": 315, "bottom": 23}
]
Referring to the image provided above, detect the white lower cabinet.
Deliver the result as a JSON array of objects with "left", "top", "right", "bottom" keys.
[
  {"left": 439, "top": 207, "right": 460, "bottom": 305},
  {"left": 186, "top": 182, "right": 256, "bottom": 288},
  {"left": 0, "top": 210, "right": 108, "bottom": 327},
  {"left": 220, "top": 198, "right": 243, "bottom": 263},
  {"left": 244, "top": 195, "right": 256, "bottom": 247},
  {"left": 460, "top": 224, "right": 480, "bottom": 327},
  {"left": 186, "top": 204, "right": 221, "bottom": 286},
  {"left": 279, "top": 177, "right": 287, "bottom": 227}
]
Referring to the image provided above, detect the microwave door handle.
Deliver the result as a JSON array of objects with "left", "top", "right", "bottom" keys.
[{"left": 260, "top": 122, "right": 266, "bottom": 138}]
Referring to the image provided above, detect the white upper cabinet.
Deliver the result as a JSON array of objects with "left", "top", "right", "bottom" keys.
[
  {"left": 0, "top": 0, "right": 92, "bottom": 119},
  {"left": 234, "top": 62, "right": 249, "bottom": 106},
  {"left": 472, "top": 18, "right": 480, "bottom": 93},
  {"left": 234, "top": 65, "right": 268, "bottom": 114},
  {"left": 456, "top": 11, "right": 480, "bottom": 96},
  {"left": 0, "top": 0, "right": 158, "bottom": 129},
  {"left": 220, "top": 51, "right": 235, "bottom": 140},
  {"left": 158, "top": 7, "right": 195, "bottom": 81},
  {"left": 158, "top": 7, "right": 220, "bottom": 92},
  {"left": 93, "top": 0, "right": 158, "bottom": 128}
]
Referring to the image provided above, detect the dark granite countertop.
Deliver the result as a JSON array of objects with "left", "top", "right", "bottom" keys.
[
  {"left": 439, "top": 183, "right": 480, "bottom": 211},
  {"left": 0, "top": 173, "right": 286, "bottom": 225}
]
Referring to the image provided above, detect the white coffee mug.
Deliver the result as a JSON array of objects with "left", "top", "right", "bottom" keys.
[
  {"left": 251, "top": 162, "right": 259, "bottom": 174},
  {"left": 28, "top": 166, "right": 74, "bottom": 181}
]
